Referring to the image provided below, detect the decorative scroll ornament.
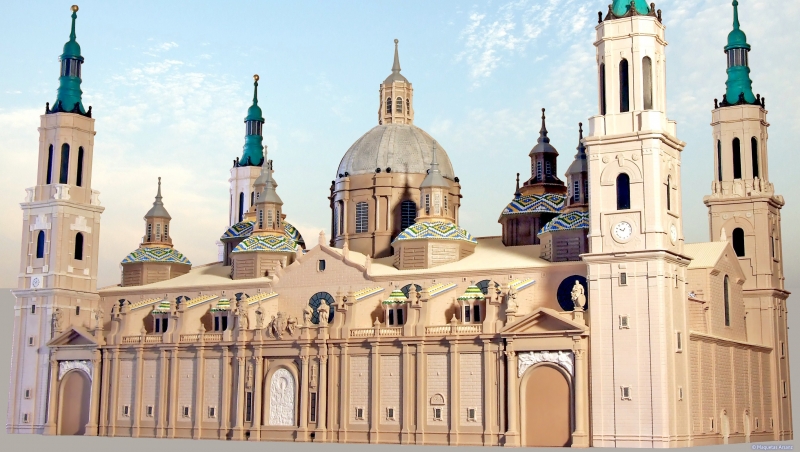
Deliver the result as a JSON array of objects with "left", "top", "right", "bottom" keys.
[
  {"left": 517, "top": 351, "right": 574, "bottom": 378},
  {"left": 59, "top": 360, "right": 93, "bottom": 381}
]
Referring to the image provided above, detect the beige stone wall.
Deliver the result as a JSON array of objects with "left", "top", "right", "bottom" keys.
[
  {"left": 203, "top": 358, "right": 221, "bottom": 422},
  {"left": 117, "top": 360, "right": 134, "bottom": 421},
  {"left": 379, "top": 354, "right": 401, "bottom": 424},
  {"left": 178, "top": 359, "right": 196, "bottom": 421},
  {"left": 426, "top": 354, "right": 449, "bottom": 425},
  {"left": 349, "top": 355, "right": 370, "bottom": 425},
  {"left": 459, "top": 353, "right": 482, "bottom": 426}
]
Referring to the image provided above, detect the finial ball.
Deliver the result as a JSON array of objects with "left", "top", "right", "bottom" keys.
[
  {"left": 253, "top": 74, "right": 259, "bottom": 82},
  {"left": 71, "top": 5, "right": 79, "bottom": 12},
  {"left": 394, "top": 39, "right": 399, "bottom": 44}
]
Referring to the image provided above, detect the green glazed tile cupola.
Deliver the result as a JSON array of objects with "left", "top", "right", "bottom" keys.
[
  {"left": 611, "top": 0, "right": 650, "bottom": 17},
  {"left": 239, "top": 74, "right": 265, "bottom": 167},
  {"left": 722, "top": 0, "right": 757, "bottom": 106},
  {"left": 50, "top": 5, "right": 88, "bottom": 116}
]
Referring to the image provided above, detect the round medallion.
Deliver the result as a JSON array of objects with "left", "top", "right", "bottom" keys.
[
  {"left": 613, "top": 221, "right": 633, "bottom": 241},
  {"left": 556, "top": 276, "right": 588, "bottom": 312},
  {"left": 670, "top": 224, "right": 678, "bottom": 245},
  {"left": 31, "top": 277, "right": 40, "bottom": 288}
]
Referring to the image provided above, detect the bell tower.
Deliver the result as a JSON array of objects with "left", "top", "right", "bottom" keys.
[
  {"left": 703, "top": 1, "right": 792, "bottom": 439},
  {"left": 8, "top": 5, "right": 104, "bottom": 434},
  {"left": 583, "top": 0, "right": 692, "bottom": 446}
]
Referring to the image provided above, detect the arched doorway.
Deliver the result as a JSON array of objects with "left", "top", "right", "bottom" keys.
[
  {"left": 58, "top": 370, "right": 91, "bottom": 435},
  {"left": 521, "top": 364, "right": 572, "bottom": 447}
]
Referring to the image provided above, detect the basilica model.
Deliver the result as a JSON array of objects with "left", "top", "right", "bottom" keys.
[{"left": 6, "top": 1, "right": 793, "bottom": 448}]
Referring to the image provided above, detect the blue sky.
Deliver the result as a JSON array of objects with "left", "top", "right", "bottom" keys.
[{"left": 1, "top": 0, "right": 799, "bottom": 294}]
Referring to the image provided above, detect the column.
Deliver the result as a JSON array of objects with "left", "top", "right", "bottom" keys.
[
  {"left": 110, "top": 348, "right": 121, "bottom": 437},
  {"left": 449, "top": 341, "right": 459, "bottom": 445},
  {"left": 297, "top": 354, "right": 310, "bottom": 438},
  {"left": 503, "top": 350, "right": 519, "bottom": 447},
  {"left": 572, "top": 345, "right": 590, "bottom": 447},
  {"left": 401, "top": 343, "right": 411, "bottom": 444},
  {"left": 85, "top": 349, "right": 102, "bottom": 436},
  {"left": 157, "top": 348, "right": 168, "bottom": 438},
  {"left": 316, "top": 355, "right": 329, "bottom": 441},
  {"left": 44, "top": 356, "right": 58, "bottom": 435},
  {"left": 482, "top": 340, "right": 496, "bottom": 445},
  {"left": 193, "top": 345, "right": 205, "bottom": 439},
  {"left": 339, "top": 345, "right": 349, "bottom": 443},
  {"left": 234, "top": 355, "right": 246, "bottom": 440},
  {"left": 99, "top": 349, "right": 112, "bottom": 436},
  {"left": 167, "top": 347, "right": 178, "bottom": 438},
  {"left": 415, "top": 342, "right": 425, "bottom": 444},
  {"left": 132, "top": 347, "right": 144, "bottom": 437},
  {"left": 220, "top": 347, "right": 230, "bottom": 439},
  {"left": 369, "top": 340, "right": 380, "bottom": 444},
  {"left": 252, "top": 356, "right": 263, "bottom": 440}
]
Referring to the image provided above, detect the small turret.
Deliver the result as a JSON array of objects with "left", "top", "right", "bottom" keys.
[
  {"left": 379, "top": 39, "right": 414, "bottom": 125},
  {"left": 239, "top": 75, "right": 266, "bottom": 166},
  {"left": 721, "top": 0, "right": 758, "bottom": 106}
]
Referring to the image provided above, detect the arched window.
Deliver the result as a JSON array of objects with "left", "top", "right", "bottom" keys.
[
  {"left": 308, "top": 292, "right": 335, "bottom": 324},
  {"left": 406, "top": 98, "right": 410, "bottom": 113},
  {"left": 400, "top": 200, "right": 416, "bottom": 231},
  {"left": 396, "top": 97, "right": 403, "bottom": 113},
  {"left": 732, "top": 138, "right": 742, "bottom": 179},
  {"left": 545, "top": 160, "right": 552, "bottom": 176},
  {"left": 616, "top": 173, "right": 631, "bottom": 210},
  {"left": 732, "top": 228, "right": 745, "bottom": 257},
  {"left": 147, "top": 223, "right": 152, "bottom": 242},
  {"left": 46, "top": 145, "right": 54, "bottom": 184},
  {"left": 250, "top": 191, "right": 254, "bottom": 208},
  {"left": 386, "top": 97, "right": 392, "bottom": 114},
  {"left": 717, "top": 140, "right": 723, "bottom": 182},
  {"left": 337, "top": 200, "right": 344, "bottom": 237},
  {"left": 36, "top": 231, "right": 45, "bottom": 259},
  {"left": 59, "top": 143, "right": 70, "bottom": 184},
  {"left": 238, "top": 192, "right": 245, "bottom": 223},
  {"left": 74, "top": 232, "right": 84, "bottom": 260},
  {"left": 642, "top": 56, "right": 653, "bottom": 110},
  {"left": 599, "top": 63, "right": 607, "bottom": 115},
  {"left": 723, "top": 275, "right": 731, "bottom": 326},
  {"left": 355, "top": 201, "right": 368, "bottom": 233},
  {"left": 666, "top": 175, "right": 672, "bottom": 211},
  {"left": 76, "top": 147, "right": 84, "bottom": 187},
  {"left": 332, "top": 203, "right": 340, "bottom": 237},
  {"left": 751, "top": 137, "right": 759, "bottom": 178},
  {"left": 573, "top": 180, "right": 580, "bottom": 203},
  {"left": 476, "top": 279, "right": 494, "bottom": 295},
  {"left": 619, "top": 59, "right": 630, "bottom": 113}
]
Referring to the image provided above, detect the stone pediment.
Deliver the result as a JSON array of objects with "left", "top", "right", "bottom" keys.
[
  {"left": 47, "top": 325, "right": 99, "bottom": 347},
  {"left": 500, "top": 307, "right": 587, "bottom": 336}
]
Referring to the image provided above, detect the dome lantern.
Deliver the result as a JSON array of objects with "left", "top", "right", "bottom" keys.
[{"left": 240, "top": 74, "right": 266, "bottom": 166}]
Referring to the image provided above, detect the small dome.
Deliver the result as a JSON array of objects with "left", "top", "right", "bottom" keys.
[
  {"left": 338, "top": 124, "right": 456, "bottom": 178},
  {"left": 540, "top": 211, "right": 589, "bottom": 234},
  {"left": 220, "top": 220, "right": 305, "bottom": 248},
  {"left": 246, "top": 103, "right": 263, "bottom": 122},
  {"left": 392, "top": 222, "right": 476, "bottom": 244},
  {"left": 232, "top": 234, "right": 299, "bottom": 253},
  {"left": 62, "top": 40, "right": 82, "bottom": 60},
  {"left": 501, "top": 193, "right": 565, "bottom": 216},
  {"left": 611, "top": 0, "right": 650, "bottom": 17},
  {"left": 121, "top": 247, "right": 191, "bottom": 265}
]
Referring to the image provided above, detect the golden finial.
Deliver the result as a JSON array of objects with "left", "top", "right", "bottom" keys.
[
  {"left": 394, "top": 38, "right": 399, "bottom": 45},
  {"left": 254, "top": 74, "right": 260, "bottom": 82},
  {"left": 71, "top": 5, "right": 79, "bottom": 12}
]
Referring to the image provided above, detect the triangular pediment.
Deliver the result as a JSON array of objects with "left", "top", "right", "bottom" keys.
[
  {"left": 500, "top": 307, "right": 587, "bottom": 335},
  {"left": 47, "top": 325, "right": 99, "bottom": 347}
]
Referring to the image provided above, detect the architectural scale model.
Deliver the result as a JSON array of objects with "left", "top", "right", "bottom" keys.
[{"left": 6, "top": 0, "right": 793, "bottom": 447}]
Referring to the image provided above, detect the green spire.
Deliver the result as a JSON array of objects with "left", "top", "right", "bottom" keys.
[
  {"left": 611, "top": 0, "right": 650, "bottom": 17},
  {"left": 723, "top": 0, "right": 756, "bottom": 105},
  {"left": 53, "top": 5, "right": 86, "bottom": 115},
  {"left": 240, "top": 74, "right": 265, "bottom": 166}
]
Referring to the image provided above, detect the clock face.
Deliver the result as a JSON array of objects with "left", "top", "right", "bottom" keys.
[
  {"left": 614, "top": 221, "right": 633, "bottom": 241},
  {"left": 670, "top": 224, "right": 678, "bottom": 244},
  {"left": 31, "top": 277, "right": 40, "bottom": 288}
]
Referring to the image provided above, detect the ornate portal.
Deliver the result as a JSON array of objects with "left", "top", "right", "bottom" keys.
[
  {"left": 58, "top": 360, "right": 93, "bottom": 381},
  {"left": 268, "top": 368, "right": 296, "bottom": 426},
  {"left": 517, "top": 351, "right": 574, "bottom": 378}
]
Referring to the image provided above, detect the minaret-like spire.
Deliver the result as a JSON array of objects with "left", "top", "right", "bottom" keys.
[
  {"left": 514, "top": 173, "right": 521, "bottom": 198},
  {"left": 240, "top": 74, "right": 266, "bottom": 167},
  {"left": 537, "top": 108, "right": 550, "bottom": 144},
  {"left": 145, "top": 177, "right": 171, "bottom": 219},
  {"left": 420, "top": 142, "right": 449, "bottom": 189},
  {"left": 722, "top": 0, "right": 757, "bottom": 106},
  {"left": 50, "top": 5, "right": 88, "bottom": 116},
  {"left": 392, "top": 39, "right": 401, "bottom": 73}
]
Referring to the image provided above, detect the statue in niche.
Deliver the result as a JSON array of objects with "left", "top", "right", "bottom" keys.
[
  {"left": 53, "top": 307, "right": 64, "bottom": 332},
  {"left": 506, "top": 287, "right": 518, "bottom": 312},
  {"left": 318, "top": 303, "right": 330, "bottom": 327},
  {"left": 235, "top": 299, "right": 249, "bottom": 330},
  {"left": 302, "top": 305, "right": 313, "bottom": 326},
  {"left": 94, "top": 305, "right": 104, "bottom": 329},
  {"left": 571, "top": 280, "right": 586, "bottom": 310},
  {"left": 286, "top": 316, "right": 298, "bottom": 336}
]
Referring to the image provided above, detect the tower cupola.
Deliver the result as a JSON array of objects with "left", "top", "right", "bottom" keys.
[
  {"left": 721, "top": 0, "right": 757, "bottom": 106},
  {"left": 565, "top": 123, "right": 589, "bottom": 210},
  {"left": 49, "top": 5, "right": 90, "bottom": 116},
  {"left": 240, "top": 74, "right": 265, "bottom": 166},
  {"left": 521, "top": 108, "right": 566, "bottom": 196},
  {"left": 417, "top": 143, "right": 453, "bottom": 223},
  {"left": 379, "top": 39, "right": 414, "bottom": 125}
]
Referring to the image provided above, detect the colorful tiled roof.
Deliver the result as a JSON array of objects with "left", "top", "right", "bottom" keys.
[
  {"left": 247, "top": 291, "right": 279, "bottom": 306},
  {"left": 501, "top": 193, "right": 565, "bottom": 216},
  {"left": 382, "top": 288, "right": 408, "bottom": 305},
  {"left": 393, "top": 222, "right": 477, "bottom": 244},
  {"left": 457, "top": 284, "right": 485, "bottom": 301},
  {"left": 221, "top": 220, "right": 305, "bottom": 248},
  {"left": 152, "top": 299, "right": 172, "bottom": 314},
  {"left": 539, "top": 210, "right": 589, "bottom": 234},
  {"left": 130, "top": 297, "right": 163, "bottom": 312},
  {"left": 509, "top": 278, "right": 536, "bottom": 292},
  {"left": 426, "top": 283, "right": 457, "bottom": 298},
  {"left": 232, "top": 234, "right": 298, "bottom": 253},
  {"left": 354, "top": 287, "right": 385, "bottom": 301},
  {"left": 183, "top": 294, "right": 219, "bottom": 309},
  {"left": 210, "top": 298, "right": 231, "bottom": 312},
  {"left": 121, "top": 247, "right": 191, "bottom": 265}
]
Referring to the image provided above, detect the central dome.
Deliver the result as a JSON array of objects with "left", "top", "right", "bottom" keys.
[{"left": 337, "top": 124, "right": 455, "bottom": 178}]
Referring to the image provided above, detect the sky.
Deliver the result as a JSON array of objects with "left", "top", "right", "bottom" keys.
[{"left": 1, "top": 0, "right": 799, "bottom": 295}]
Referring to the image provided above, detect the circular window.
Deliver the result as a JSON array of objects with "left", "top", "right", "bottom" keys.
[{"left": 556, "top": 275, "right": 588, "bottom": 312}]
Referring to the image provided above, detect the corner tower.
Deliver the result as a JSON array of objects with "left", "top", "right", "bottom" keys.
[
  {"left": 8, "top": 5, "right": 105, "bottom": 435},
  {"left": 583, "top": 1, "right": 692, "bottom": 446},
  {"left": 703, "top": 1, "right": 792, "bottom": 440}
]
